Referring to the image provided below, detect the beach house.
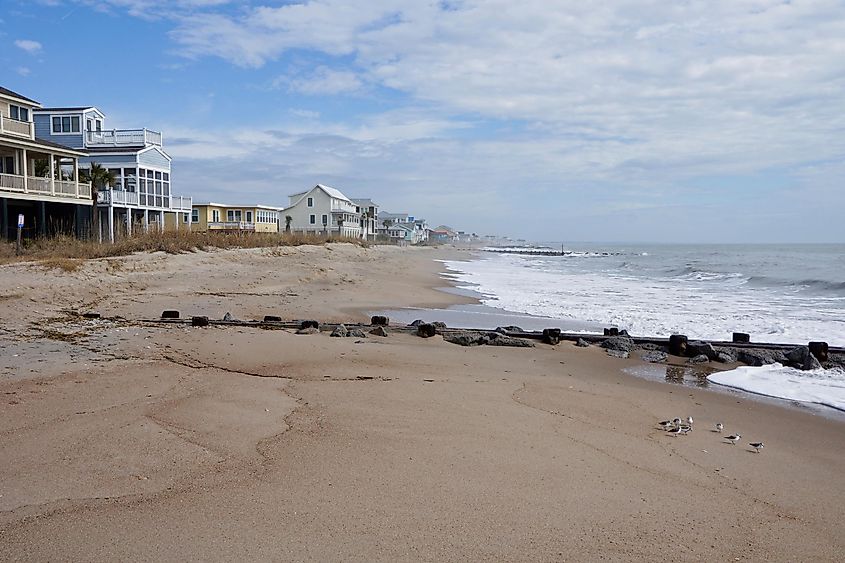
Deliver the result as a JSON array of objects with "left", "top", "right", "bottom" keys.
[
  {"left": 284, "top": 184, "right": 361, "bottom": 238},
  {"left": 192, "top": 202, "right": 281, "bottom": 233},
  {"left": 1, "top": 86, "right": 93, "bottom": 239},
  {"left": 32, "top": 105, "right": 192, "bottom": 242},
  {"left": 351, "top": 198, "right": 379, "bottom": 240}
]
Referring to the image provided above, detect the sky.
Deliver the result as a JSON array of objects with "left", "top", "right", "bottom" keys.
[{"left": 2, "top": 0, "right": 844, "bottom": 243}]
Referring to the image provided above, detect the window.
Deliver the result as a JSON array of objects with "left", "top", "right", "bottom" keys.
[
  {"left": 86, "top": 119, "right": 92, "bottom": 131},
  {"left": 53, "top": 115, "right": 81, "bottom": 134},
  {"left": 96, "top": 120, "right": 102, "bottom": 132},
  {"left": 307, "top": 197, "right": 313, "bottom": 207},
  {"left": 191, "top": 209, "right": 199, "bottom": 223},
  {"left": 10, "top": 105, "right": 28, "bottom": 122},
  {"left": 309, "top": 214, "right": 316, "bottom": 225},
  {"left": 227, "top": 210, "right": 234, "bottom": 221},
  {"left": 212, "top": 210, "right": 220, "bottom": 222},
  {"left": 183, "top": 213, "right": 189, "bottom": 223},
  {"left": 322, "top": 214, "right": 328, "bottom": 225},
  {"left": 246, "top": 211, "right": 253, "bottom": 222}
]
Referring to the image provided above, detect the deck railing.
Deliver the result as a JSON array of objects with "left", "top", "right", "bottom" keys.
[
  {"left": 85, "top": 128, "right": 162, "bottom": 147},
  {"left": 208, "top": 221, "right": 256, "bottom": 231},
  {"left": 169, "top": 195, "right": 192, "bottom": 211},
  {"left": 0, "top": 173, "right": 91, "bottom": 200},
  {"left": 0, "top": 115, "right": 33, "bottom": 138}
]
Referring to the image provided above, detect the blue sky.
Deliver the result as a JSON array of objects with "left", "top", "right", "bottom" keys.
[{"left": 2, "top": 0, "right": 844, "bottom": 242}]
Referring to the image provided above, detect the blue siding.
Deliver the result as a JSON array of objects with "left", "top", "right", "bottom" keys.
[
  {"left": 79, "top": 155, "right": 138, "bottom": 167},
  {"left": 33, "top": 113, "right": 84, "bottom": 149},
  {"left": 138, "top": 147, "right": 171, "bottom": 170}
]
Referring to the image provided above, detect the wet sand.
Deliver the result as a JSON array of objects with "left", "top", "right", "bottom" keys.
[{"left": 0, "top": 244, "right": 843, "bottom": 561}]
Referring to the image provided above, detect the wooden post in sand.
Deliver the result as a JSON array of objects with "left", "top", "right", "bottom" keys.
[
  {"left": 732, "top": 332, "right": 750, "bottom": 343},
  {"left": 669, "top": 334, "right": 688, "bottom": 356},
  {"left": 808, "top": 342, "right": 828, "bottom": 363}
]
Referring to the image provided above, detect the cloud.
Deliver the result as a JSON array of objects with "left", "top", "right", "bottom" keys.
[
  {"left": 14, "top": 39, "right": 42, "bottom": 53},
  {"left": 16, "top": 66, "right": 31, "bottom": 76},
  {"left": 277, "top": 66, "right": 364, "bottom": 95},
  {"left": 67, "top": 0, "right": 845, "bottom": 240}
]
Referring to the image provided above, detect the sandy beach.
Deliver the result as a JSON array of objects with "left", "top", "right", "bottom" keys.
[{"left": 1, "top": 244, "right": 843, "bottom": 561}]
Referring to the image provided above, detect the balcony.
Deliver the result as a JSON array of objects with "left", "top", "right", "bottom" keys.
[
  {"left": 97, "top": 189, "right": 192, "bottom": 211},
  {"left": 0, "top": 172, "right": 91, "bottom": 200},
  {"left": 0, "top": 115, "right": 34, "bottom": 139},
  {"left": 208, "top": 221, "right": 256, "bottom": 231},
  {"left": 85, "top": 129, "right": 162, "bottom": 147}
]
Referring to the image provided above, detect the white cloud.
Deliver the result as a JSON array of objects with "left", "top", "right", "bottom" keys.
[
  {"left": 279, "top": 66, "right": 364, "bottom": 95},
  {"left": 16, "top": 66, "right": 31, "bottom": 76},
  {"left": 15, "top": 39, "right": 42, "bottom": 53}
]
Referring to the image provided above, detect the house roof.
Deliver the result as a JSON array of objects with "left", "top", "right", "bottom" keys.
[
  {"left": 0, "top": 86, "right": 39, "bottom": 105},
  {"left": 351, "top": 198, "right": 379, "bottom": 207},
  {"left": 33, "top": 106, "right": 98, "bottom": 113},
  {"left": 1, "top": 133, "right": 87, "bottom": 156},
  {"left": 289, "top": 184, "right": 354, "bottom": 206},
  {"left": 194, "top": 202, "right": 283, "bottom": 210}
]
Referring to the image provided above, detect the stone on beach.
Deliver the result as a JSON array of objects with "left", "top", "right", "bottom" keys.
[
  {"left": 687, "top": 340, "right": 718, "bottom": 361},
  {"left": 348, "top": 329, "right": 368, "bottom": 338},
  {"left": 330, "top": 324, "right": 349, "bottom": 337},
  {"left": 416, "top": 323, "right": 437, "bottom": 338},
  {"left": 687, "top": 354, "right": 709, "bottom": 364},
  {"left": 668, "top": 334, "right": 688, "bottom": 356},
  {"left": 264, "top": 315, "right": 282, "bottom": 322},
  {"left": 369, "top": 326, "right": 389, "bottom": 337},
  {"left": 222, "top": 312, "right": 234, "bottom": 322},
  {"left": 737, "top": 348, "right": 787, "bottom": 367},
  {"left": 495, "top": 325, "right": 524, "bottom": 333},
  {"left": 601, "top": 335, "right": 635, "bottom": 353},
  {"left": 606, "top": 349, "right": 630, "bottom": 359},
  {"left": 443, "top": 331, "right": 489, "bottom": 346},
  {"left": 786, "top": 346, "right": 823, "bottom": 371},
  {"left": 191, "top": 316, "right": 209, "bottom": 327},
  {"left": 161, "top": 310, "right": 180, "bottom": 319},
  {"left": 575, "top": 338, "right": 591, "bottom": 347},
  {"left": 295, "top": 327, "right": 319, "bottom": 335},
  {"left": 641, "top": 350, "right": 668, "bottom": 363}
]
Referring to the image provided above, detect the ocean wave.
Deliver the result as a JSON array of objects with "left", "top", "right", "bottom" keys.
[
  {"left": 747, "top": 276, "right": 845, "bottom": 294},
  {"left": 708, "top": 364, "right": 845, "bottom": 412}
]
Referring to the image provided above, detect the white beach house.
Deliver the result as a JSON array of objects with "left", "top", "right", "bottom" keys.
[{"left": 284, "top": 184, "right": 362, "bottom": 238}]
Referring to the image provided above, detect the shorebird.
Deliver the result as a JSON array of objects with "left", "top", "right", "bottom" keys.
[
  {"left": 673, "top": 417, "right": 682, "bottom": 428},
  {"left": 724, "top": 434, "right": 741, "bottom": 445},
  {"left": 715, "top": 422, "right": 724, "bottom": 433},
  {"left": 749, "top": 442, "right": 765, "bottom": 453},
  {"left": 658, "top": 419, "right": 673, "bottom": 428},
  {"left": 678, "top": 424, "right": 692, "bottom": 433},
  {"left": 686, "top": 416, "right": 694, "bottom": 427},
  {"left": 667, "top": 427, "right": 684, "bottom": 436}
]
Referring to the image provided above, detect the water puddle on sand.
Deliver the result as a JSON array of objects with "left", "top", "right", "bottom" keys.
[{"left": 623, "top": 363, "right": 718, "bottom": 389}]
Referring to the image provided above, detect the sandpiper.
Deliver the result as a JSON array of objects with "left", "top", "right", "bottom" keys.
[
  {"left": 749, "top": 442, "right": 764, "bottom": 453},
  {"left": 724, "top": 434, "right": 741, "bottom": 445}
]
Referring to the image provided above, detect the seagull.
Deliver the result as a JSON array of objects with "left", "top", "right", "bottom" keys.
[
  {"left": 667, "top": 427, "right": 684, "bottom": 436},
  {"left": 715, "top": 422, "right": 724, "bottom": 433},
  {"left": 686, "top": 416, "right": 694, "bottom": 427},
  {"left": 749, "top": 442, "right": 764, "bottom": 453},
  {"left": 673, "top": 417, "right": 682, "bottom": 428},
  {"left": 678, "top": 424, "right": 692, "bottom": 432},
  {"left": 658, "top": 419, "right": 674, "bottom": 428},
  {"left": 724, "top": 434, "right": 741, "bottom": 445}
]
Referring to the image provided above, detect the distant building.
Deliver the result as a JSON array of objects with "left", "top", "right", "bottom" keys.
[
  {"left": 284, "top": 184, "right": 361, "bottom": 238},
  {"left": 192, "top": 202, "right": 281, "bottom": 233},
  {"left": 32, "top": 104, "right": 192, "bottom": 241},
  {"left": 1, "top": 86, "right": 92, "bottom": 239}
]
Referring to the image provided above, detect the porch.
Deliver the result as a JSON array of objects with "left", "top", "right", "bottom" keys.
[{"left": 0, "top": 145, "right": 92, "bottom": 202}]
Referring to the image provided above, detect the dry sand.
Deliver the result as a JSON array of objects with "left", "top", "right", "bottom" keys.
[{"left": 0, "top": 244, "right": 843, "bottom": 561}]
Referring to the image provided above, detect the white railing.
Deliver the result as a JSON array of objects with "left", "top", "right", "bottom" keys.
[
  {"left": 209, "top": 221, "right": 255, "bottom": 230},
  {"left": 0, "top": 173, "right": 91, "bottom": 199},
  {"left": 28, "top": 176, "right": 51, "bottom": 193},
  {"left": 85, "top": 128, "right": 162, "bottom": 147},
  {"left": 98, "top": 189, "right": 139, "bottom": 206},
  {"left": 0, "top": 114, "right": 33, "bottom": 138},
  {"left": 169, "top": 195, "right": 192, "bottom": 211},
  {"left": 55, "top": 180, "right": 78, "bottom": 195},
  {"left": 0, "top": 173, "right": 25, "bottom": 192}
]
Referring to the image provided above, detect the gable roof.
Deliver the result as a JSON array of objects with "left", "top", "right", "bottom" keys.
[
  {"left": 288, "top": 184, "right": 353, "bottom": 207},
  {"left": 34, "top": 106, "right": 99, "bottom": 113},
  {"left": 0, "top": 86, "right": 39, "bottom": 105}
]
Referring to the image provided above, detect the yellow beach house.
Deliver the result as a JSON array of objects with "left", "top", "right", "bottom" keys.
[{"left": 192, "top": 202, "right": 281, "bottom": 233}]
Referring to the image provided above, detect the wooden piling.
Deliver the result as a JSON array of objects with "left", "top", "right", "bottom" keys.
[
  {"left": 669, "top": 334, "right": 688, "bottom": 356},
  {"left": 808, "top": 341, "right": 829, "bottom": 363},
  {"left": 732, "top": 332, "right": 750, "bottom": 343}
]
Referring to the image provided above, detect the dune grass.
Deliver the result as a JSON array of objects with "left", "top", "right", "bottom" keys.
[{"left": 0, "top": 230, "right": 368, "bottom": 268}]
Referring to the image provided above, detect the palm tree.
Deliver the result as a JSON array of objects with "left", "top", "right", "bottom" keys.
[
  {"left": 79, "top": 162, "right": 116, "bottom": 239},
  {"left": 285, "top": 215, "right": 292, "bottom": 233}
]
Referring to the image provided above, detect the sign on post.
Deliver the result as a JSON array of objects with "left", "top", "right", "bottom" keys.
[{"left": 16, "top": 214, "right": 24, "bottom": 255}]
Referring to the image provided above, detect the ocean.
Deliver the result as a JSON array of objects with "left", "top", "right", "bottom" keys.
[{"left": 441, "top": 243, "right": 845, "bottom": 413}]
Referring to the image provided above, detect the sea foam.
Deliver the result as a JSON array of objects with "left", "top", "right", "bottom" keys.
[{"left": 708, "top": 364, "right": 845, "bottom": 412}]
